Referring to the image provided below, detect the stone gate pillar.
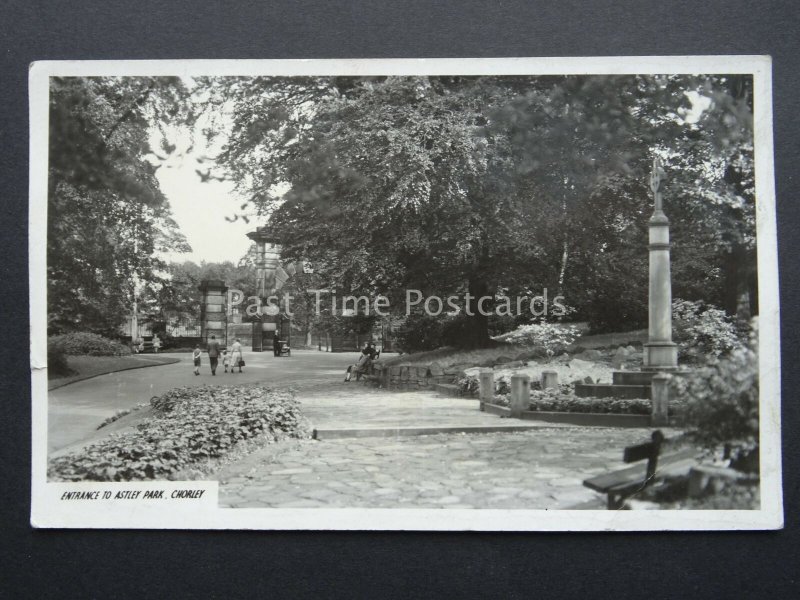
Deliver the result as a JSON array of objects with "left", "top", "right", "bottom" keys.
[
  {"left": 644, "top": 158, "right": 678, "bottom": 370},
  {"left": 247, "top": 226, "right": 282, "bottom": 297},
  {"left": 199, "top": 279, "right": 228, "bottom": 345}
]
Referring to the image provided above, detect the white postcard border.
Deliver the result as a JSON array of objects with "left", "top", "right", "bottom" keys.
[{"left": 30, "top": 56, "right": 782, "bottom": 531}]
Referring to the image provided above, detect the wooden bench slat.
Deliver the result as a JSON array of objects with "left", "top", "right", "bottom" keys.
[
  {"left": 605, "top": 458, "right": 698, "bottom": 495},
  {"left": 623, "top": 441, "right": 657, "bottom": 463},
  {"left": 583, "top": 448, "right": 697, "bottom": 493}
]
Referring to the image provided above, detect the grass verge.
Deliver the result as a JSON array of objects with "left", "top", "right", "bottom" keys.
[{"left": 48, "top": 355, "right": 181, "bottom": 391}]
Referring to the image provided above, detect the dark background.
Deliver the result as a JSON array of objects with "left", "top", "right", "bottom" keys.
[{"left": 1, "top": 1, "right": 797, "bottom": 597}]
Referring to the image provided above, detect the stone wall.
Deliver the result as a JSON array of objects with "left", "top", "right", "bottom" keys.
[{"left": 365, "top": 361, "right": 459, "bottom": 390}]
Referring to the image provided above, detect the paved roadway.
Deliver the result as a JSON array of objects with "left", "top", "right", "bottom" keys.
[
  {"left": 48, "top": 349, "right": 354, "bottom": 452},
  {"left": 48, "top": 349, "right": 660, "bottom": 509},
  {"left": 217, "top": 426, "right": 647, "bottom": 509}
]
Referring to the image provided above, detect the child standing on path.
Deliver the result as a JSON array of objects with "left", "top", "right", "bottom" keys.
[{"left": 192, "top": 345, "right": 201, "bottom": 376}]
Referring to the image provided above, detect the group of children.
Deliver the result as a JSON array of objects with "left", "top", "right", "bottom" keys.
[{"left": 192, "top": 337, "right": 244, "bottom": 376}]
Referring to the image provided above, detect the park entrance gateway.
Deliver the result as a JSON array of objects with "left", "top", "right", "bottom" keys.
[{"left": 198, "top": 226, "right": 293, "bottom": 350}]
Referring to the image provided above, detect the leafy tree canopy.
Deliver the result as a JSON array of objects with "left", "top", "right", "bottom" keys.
[
  {"left": 206, "top": 74, "right": 756, "bottom": 342},
  {"left": 48, "top": 77, "right": 194, "bottom": 335}
]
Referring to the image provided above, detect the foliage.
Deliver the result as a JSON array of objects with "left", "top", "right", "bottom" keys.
[
  {"left": 394, "top": 312, "right": 445, "bottom": 353},
  {"left": 48, "top": 385, "right": 307, "bottom": 481},
  {"left": 47, "top": 345, "right": 74, "bottom": 378},
  {"left": 670, "top": 329, "right": 759, "bottom": 472},
  {"left": 492, "top": 321, "right": 581, "bottom": 356},
  {"left": 637, "top": 473, "right": 759, "bottom": 509},
  {"left": 395, "top": 311, "right": 503, "bottom": 352},
  {"left": 203, "top": 73, "right": 756, "bottom": 342},
  {"left": 440, "top": 314, "right": 484, "bottom": 348},
  {"left": 494, "top": 375, "right": 511, "bottom": 396},
  {"left": 527, "top": 391, "right": 653, "bottom": 415},
  {"left": 457, "top": 375, "right": 480, "bottom": 396},
  {"left": 667, "top": 480, "right": 759, "bottom": 510},
  {"left": 158, "top": 259, "right": 257, "bottom": 322},
  {"left": 672, "top": 299, "right": 744, "bottom": 363},
  {"left": 49, "top": 332, "right": 132, "bottom": 356},
  {"left": 48, "top": 77, "right": 193, "bottom": 335},
  {"left": 97, "top": 404, "right": 147, "bottom": 430}
]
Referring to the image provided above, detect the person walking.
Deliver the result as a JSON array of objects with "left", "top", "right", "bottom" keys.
[
  {"left": 273, "top": 332, "right": 281, "bottom": 357},
  {"left": 207, "top": 335, "right": 221, "bottom": 376},
  {"left": 153, "top": 334, "right": 162, "bottom": 353},
  {"left": 192, "top": 345, "right": 202, "bottom": 376},
  {"left": 229, "top": 338, "right": 244, "bottom": 374},
  {"left": 222, "top": 349, "right": 230, "bottom": 373}
]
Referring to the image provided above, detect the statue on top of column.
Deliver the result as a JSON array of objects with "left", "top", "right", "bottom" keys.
[{"left": 649, "top": 156, "right": 666, "bottom": 213}]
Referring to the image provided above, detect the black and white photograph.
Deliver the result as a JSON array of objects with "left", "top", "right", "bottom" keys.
[{"left": 29, "top": 57, "right": 781, "bottom": 530}]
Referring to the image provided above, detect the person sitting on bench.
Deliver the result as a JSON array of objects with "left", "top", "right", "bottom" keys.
[{"left": 345, "top": 350, "right": 372, "bottom": 382}]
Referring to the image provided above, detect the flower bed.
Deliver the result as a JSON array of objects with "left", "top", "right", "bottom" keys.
[
  {"left": 528, "top": 392, "right": 652, "bottom": 415},
  {"left": 48, "top": 384, "right": 308, "bottom": 481}
]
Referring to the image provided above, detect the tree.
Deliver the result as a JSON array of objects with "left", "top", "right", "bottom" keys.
[
  {"left": 210, "top": 74, "right": 757, "bottom": 343},
  {"left": 157, "top": 259, "right": 257, "bottom": 322},
  {"left": 214, "top": 76, "right": 547, "bottom": 346},
  {"left": 48, "top": 77, "right": 193, "bottom": 334}
]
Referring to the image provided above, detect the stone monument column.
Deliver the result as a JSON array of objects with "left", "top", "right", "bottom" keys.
[
  {"left": 644, "top": 157, "right": 678, "bottom": 370},
  {"left": 199, "top": 279, "right": 228, "bottom": 345}
]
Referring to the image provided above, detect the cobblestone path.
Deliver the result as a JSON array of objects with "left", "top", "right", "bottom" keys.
[{"left": 217, "top": 427, "right": 648, "bottom": 509}]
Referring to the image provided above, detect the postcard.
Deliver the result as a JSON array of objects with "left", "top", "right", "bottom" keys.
[{"left": 30, "top": 56, "right": 782, "bottom": 530}]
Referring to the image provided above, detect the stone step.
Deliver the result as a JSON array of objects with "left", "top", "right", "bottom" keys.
[
  {"left": 574, "top": 383, "right": 651, "bottom": 400},
  {"left": 612, "top": 371, "right": 656, "bottom": 386},
  {"left": 433, "top": 383, "right": 464, "bottom": 398},
  {"left": 313, "top": 423, "right": 547, "bottom": 440}
]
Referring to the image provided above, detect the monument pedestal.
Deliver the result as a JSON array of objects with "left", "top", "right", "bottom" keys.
[{"left": 643, "top": 341, "right": 679, "bottom": 371}]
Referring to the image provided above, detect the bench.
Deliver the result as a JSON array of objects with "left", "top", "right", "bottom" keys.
[{"left": 583, "top": 430, "right": 698, "bottom": 509}]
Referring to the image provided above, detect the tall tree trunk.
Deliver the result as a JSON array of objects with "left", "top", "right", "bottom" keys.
[
  {"left": 721, "top": 243, "right": 753, "bottom": 319},
  {"left": 466, "top": 277, "right": 492, "bottom": 348},
  {"left": 557, "top": 239, "right": 569, "bottom": 296},
  {"left": 557, "top": 184, "right": 570, "bottom": 297}
]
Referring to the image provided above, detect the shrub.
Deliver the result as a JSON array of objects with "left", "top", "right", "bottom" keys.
[
  {"left": 457, "top": 375, "right": 479, "bottom": 396},
  {"left": 528, "top": 392, "right": 653, "bottom": 415},
  {"left": 440, "top": 314, "right": 477, "bottom": 347},
  {"left": 669, "top": 329, "right": 759, "bottom": 473},
  {"left": 48, "top": 344, "right": 74, "bottom": 378},
  {"left": 394, "top": 312, "right": 445, "bottom": 353},
  {"left": 672, "top": 299, "right": 744, "bottom": 364},
  {"left": 492, "top": 320, "right": 581, "bottom": 356},
  {"left": 495, "top": 375, "right": 511, "bottom": 396},
  {"left": 48, "top": 384, "right": 307, "bottom": 481},
  {"left": 49, "top": 332, "right": 131, "bottom": 356},
  {"left": 487, "top": 313, "right": 519, "bottom": 336}
]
